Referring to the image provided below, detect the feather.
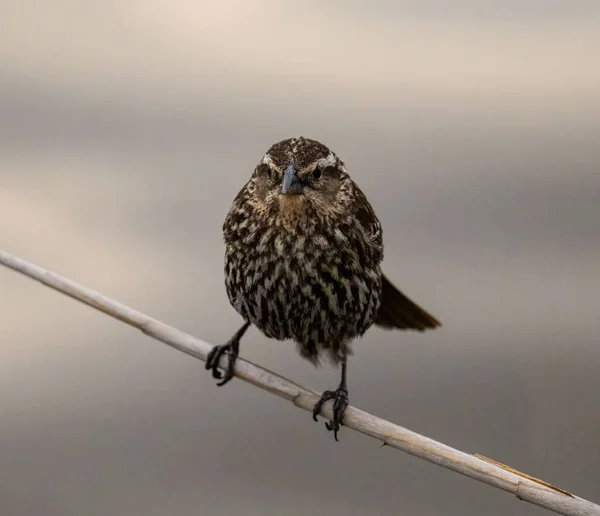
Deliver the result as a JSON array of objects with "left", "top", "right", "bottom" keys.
[{"left": 375, "top": 274, "right": 441, "bottom": 331}]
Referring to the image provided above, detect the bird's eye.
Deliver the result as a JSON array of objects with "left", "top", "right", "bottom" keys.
[
  {"left": 258, "top": 164, "right": 274, "bottom": 180},
  {"left": 263, "top": 166, "right": 277, "bottom": 181},
  {"left": 312, "top": 167, "right": 323, "bottom": 180}
]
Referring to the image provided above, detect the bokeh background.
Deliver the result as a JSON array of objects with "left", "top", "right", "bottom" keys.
[{"left": 1, "top": 1, "right": 599, "bottom": 515}]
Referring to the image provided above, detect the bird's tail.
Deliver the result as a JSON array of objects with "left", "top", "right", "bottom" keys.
[{"left": 374, "top": 274, "right": 441, "bottom": 331}]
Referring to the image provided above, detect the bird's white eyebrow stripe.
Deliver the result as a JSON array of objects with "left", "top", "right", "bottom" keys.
[
  {"left": 262, "top": 150, "right": 335, "bottom": 169},
  {"left": 316, "top": 153, "right": 337, "bottom": 168}
]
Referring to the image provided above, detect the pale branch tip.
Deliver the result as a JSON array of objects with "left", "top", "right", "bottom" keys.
[{"left": 0, "top": 249, "right": 598, "bottom": 516}]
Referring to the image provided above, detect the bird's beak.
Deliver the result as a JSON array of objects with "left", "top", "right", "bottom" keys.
[{"left": 281, "top": 164, "right": 303, "bottom": 195}]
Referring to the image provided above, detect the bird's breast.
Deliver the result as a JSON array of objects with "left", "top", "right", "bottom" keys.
[{"left": 224, "top": 218, "right": 381, "bottom": 350}]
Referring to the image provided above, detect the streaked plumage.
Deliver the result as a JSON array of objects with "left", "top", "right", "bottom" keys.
[{"left": 207, "top": 136, "right": 440, "bottom": 439}]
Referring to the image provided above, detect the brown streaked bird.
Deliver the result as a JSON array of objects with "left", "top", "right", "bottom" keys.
[{"left": 207, "top": 136, "right": 440, "bottom": 440}]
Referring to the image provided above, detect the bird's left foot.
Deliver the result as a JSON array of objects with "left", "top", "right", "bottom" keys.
[{"left": 312, "top": 386, "right": 349, "bottom": 441}]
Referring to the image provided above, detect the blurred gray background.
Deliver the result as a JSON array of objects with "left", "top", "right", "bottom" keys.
[{"left": 1, "top": 1, "right": 599, "bottom": 515}]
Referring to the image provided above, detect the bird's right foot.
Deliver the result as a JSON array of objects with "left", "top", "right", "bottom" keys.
[
  {"left": 205, "top": 339, "right": 239, "bottom": 386},
  {"left": 205, "top": 321, "right": 249, "bottom": 386}
]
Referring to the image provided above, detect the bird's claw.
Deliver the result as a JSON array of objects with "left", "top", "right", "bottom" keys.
[
  {"left": 205, "top": 340, "right": 238, "bottom": 386},
  {"left": 312, "top": 386, "right": 349, "bottom": 441}
]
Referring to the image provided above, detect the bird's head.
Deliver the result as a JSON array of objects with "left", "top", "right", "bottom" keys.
[{"left": 251, "top": 137, "right": 352, "bottom": 225}]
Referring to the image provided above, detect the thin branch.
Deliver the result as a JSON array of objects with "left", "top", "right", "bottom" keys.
[{"left": 1, "top": 249, "right": 598, "bottom": 516}]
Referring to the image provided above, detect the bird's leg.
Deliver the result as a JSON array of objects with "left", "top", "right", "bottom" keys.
[
  {"left": 312, "top": 355, "right": 349, "bottom": 441},
  {"left": 205, "top": 321, "right": 250, "bottom": 386}
]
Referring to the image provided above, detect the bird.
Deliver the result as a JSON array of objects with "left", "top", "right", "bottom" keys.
[{"left": 207, "top": 136, "right": 440, "bottom": 440}]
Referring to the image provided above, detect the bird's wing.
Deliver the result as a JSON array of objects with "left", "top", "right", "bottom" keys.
[
  {"left": 351, "top": 181, "right": 440, "bottom": 331},
  {"left": 354, "top": 183, "right": 441, "bottom": 331},
  {"left": 351, "top": 182, "right": 383, "bottom": 264}
]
